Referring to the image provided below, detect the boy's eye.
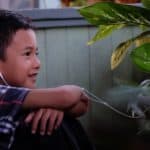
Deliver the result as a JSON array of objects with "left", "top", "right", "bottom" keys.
[
  {"left": 24, "top": 51, "right": 31, "bottom": 56},
  {"left": 36, "top": 51, "right": 39, "bottom": 56}
]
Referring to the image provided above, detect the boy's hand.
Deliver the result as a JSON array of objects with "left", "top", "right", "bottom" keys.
[
  {"left": 60, "top": 85, "right": 89, "bottom": 107},
  {"left": 66, "top": 92, "right": 90, "bottom": 117},
  {"left": 25, "top": 108, "right": 64, "bottom": 136}
]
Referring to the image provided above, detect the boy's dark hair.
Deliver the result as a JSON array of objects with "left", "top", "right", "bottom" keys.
[{"left": 0, "top": 9, "right": 34, "bottom": 60}]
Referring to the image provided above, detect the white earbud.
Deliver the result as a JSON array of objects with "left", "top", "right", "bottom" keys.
[{"left": 0, "top": 72, "right": 9, "bottom": 85}]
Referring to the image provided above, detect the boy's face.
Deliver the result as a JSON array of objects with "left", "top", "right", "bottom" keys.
[{"left": 0, "top": 29, "right": 41, "bottom": 88}]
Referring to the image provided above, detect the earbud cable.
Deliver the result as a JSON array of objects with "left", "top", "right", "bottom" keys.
[{"left": 82, "top": 88, "right": 148, "bottom": 119}]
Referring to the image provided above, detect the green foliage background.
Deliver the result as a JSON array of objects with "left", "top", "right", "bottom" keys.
[{"left": 79, "top": 2, "right": 150, "bottom": 72}]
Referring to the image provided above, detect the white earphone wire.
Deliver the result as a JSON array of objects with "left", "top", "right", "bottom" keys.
[{"left": 0, "top": 72, "right": 9, "bottom": 86}]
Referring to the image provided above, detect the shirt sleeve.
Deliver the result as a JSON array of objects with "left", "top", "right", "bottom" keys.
[
  {"left": 0, "top": 85, "right": 30, "bottom": 149},
  {"left": 0, "top": 85, "right": 30, "bottom": 118}
]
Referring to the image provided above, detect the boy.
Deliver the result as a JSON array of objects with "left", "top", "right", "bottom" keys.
[{"left": 0, "top": 10, "right": 94, "bottom": 150}]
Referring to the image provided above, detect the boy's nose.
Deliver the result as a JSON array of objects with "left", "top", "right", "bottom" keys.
[{"left": 33, "top": 56, "right": 41, "bottom": 70}]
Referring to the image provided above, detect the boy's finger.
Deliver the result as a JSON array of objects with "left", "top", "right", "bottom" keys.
[
  {"left": 47, "top": 111, "right": 57, "bottom": 135},
  {"left": 81, "top": 93, "right": 90, "bottom": 105},
  {"left": 54, "top": 112, "right": 64, "bottom": 129},
  {"left": 31, "top": 109, "right": 44, "bottom": 134},
  {"left": 40, "top": 109, "right": 51, "bottom": 135},
  {"left": 24, "top": 111, "right": 35, "bottom": 124}
]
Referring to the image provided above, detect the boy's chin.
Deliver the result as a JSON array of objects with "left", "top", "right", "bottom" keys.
[
  {"left": 27, "top": 84, "right": 37, "bottom": 89},
  {"left": 8, "top": 82, "right": 37, "bottom": 89},
  {"left": 23, "top": 83, "right": 37, "bottom": 89}
]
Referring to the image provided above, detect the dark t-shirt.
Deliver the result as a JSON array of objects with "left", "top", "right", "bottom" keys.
[{"left": 11, "top": 115, "right": 95, "bottom": 150}]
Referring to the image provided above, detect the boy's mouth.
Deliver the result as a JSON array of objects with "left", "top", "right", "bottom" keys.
[{"left": 28, "top": 73, "right": 38, "bottom": 81}]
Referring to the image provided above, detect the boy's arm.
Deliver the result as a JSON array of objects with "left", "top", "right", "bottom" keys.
[
  {"left": 22, "top": 85, "right": 89, "bottom": 136},
  {"left": 23, "top": 85, "right": 87, "bottom": 110},
  {"left": 24, "top": 93, "right": 90, "bottom": 135}
]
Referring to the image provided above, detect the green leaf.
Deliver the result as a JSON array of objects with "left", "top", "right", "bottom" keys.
[
  {"left": 135, "top": 30, "right": 150, "bottom": 39},
  {"left": 111, "top": 31, "right": 150, "bottom": 70},
  {"left": 131, "top": 43, "right": 150, "bottom": 73},
  {"left": 135, "top": 37, "right": 150, "bottom": 47},
  {"left": 134, "top": 30, "right": 150, "bottom": 46},
  {"left": 111, "top": 40, "right": 132, "bottom": 70},
  {"left": 142, "top": 0, "right": 150, "bottom": 9},
  {"left": 79, "top": 2, "right": 150, "bottom": 27},
  {"left": 88, "top": 24, "right": 125, "bottom": 45}
]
